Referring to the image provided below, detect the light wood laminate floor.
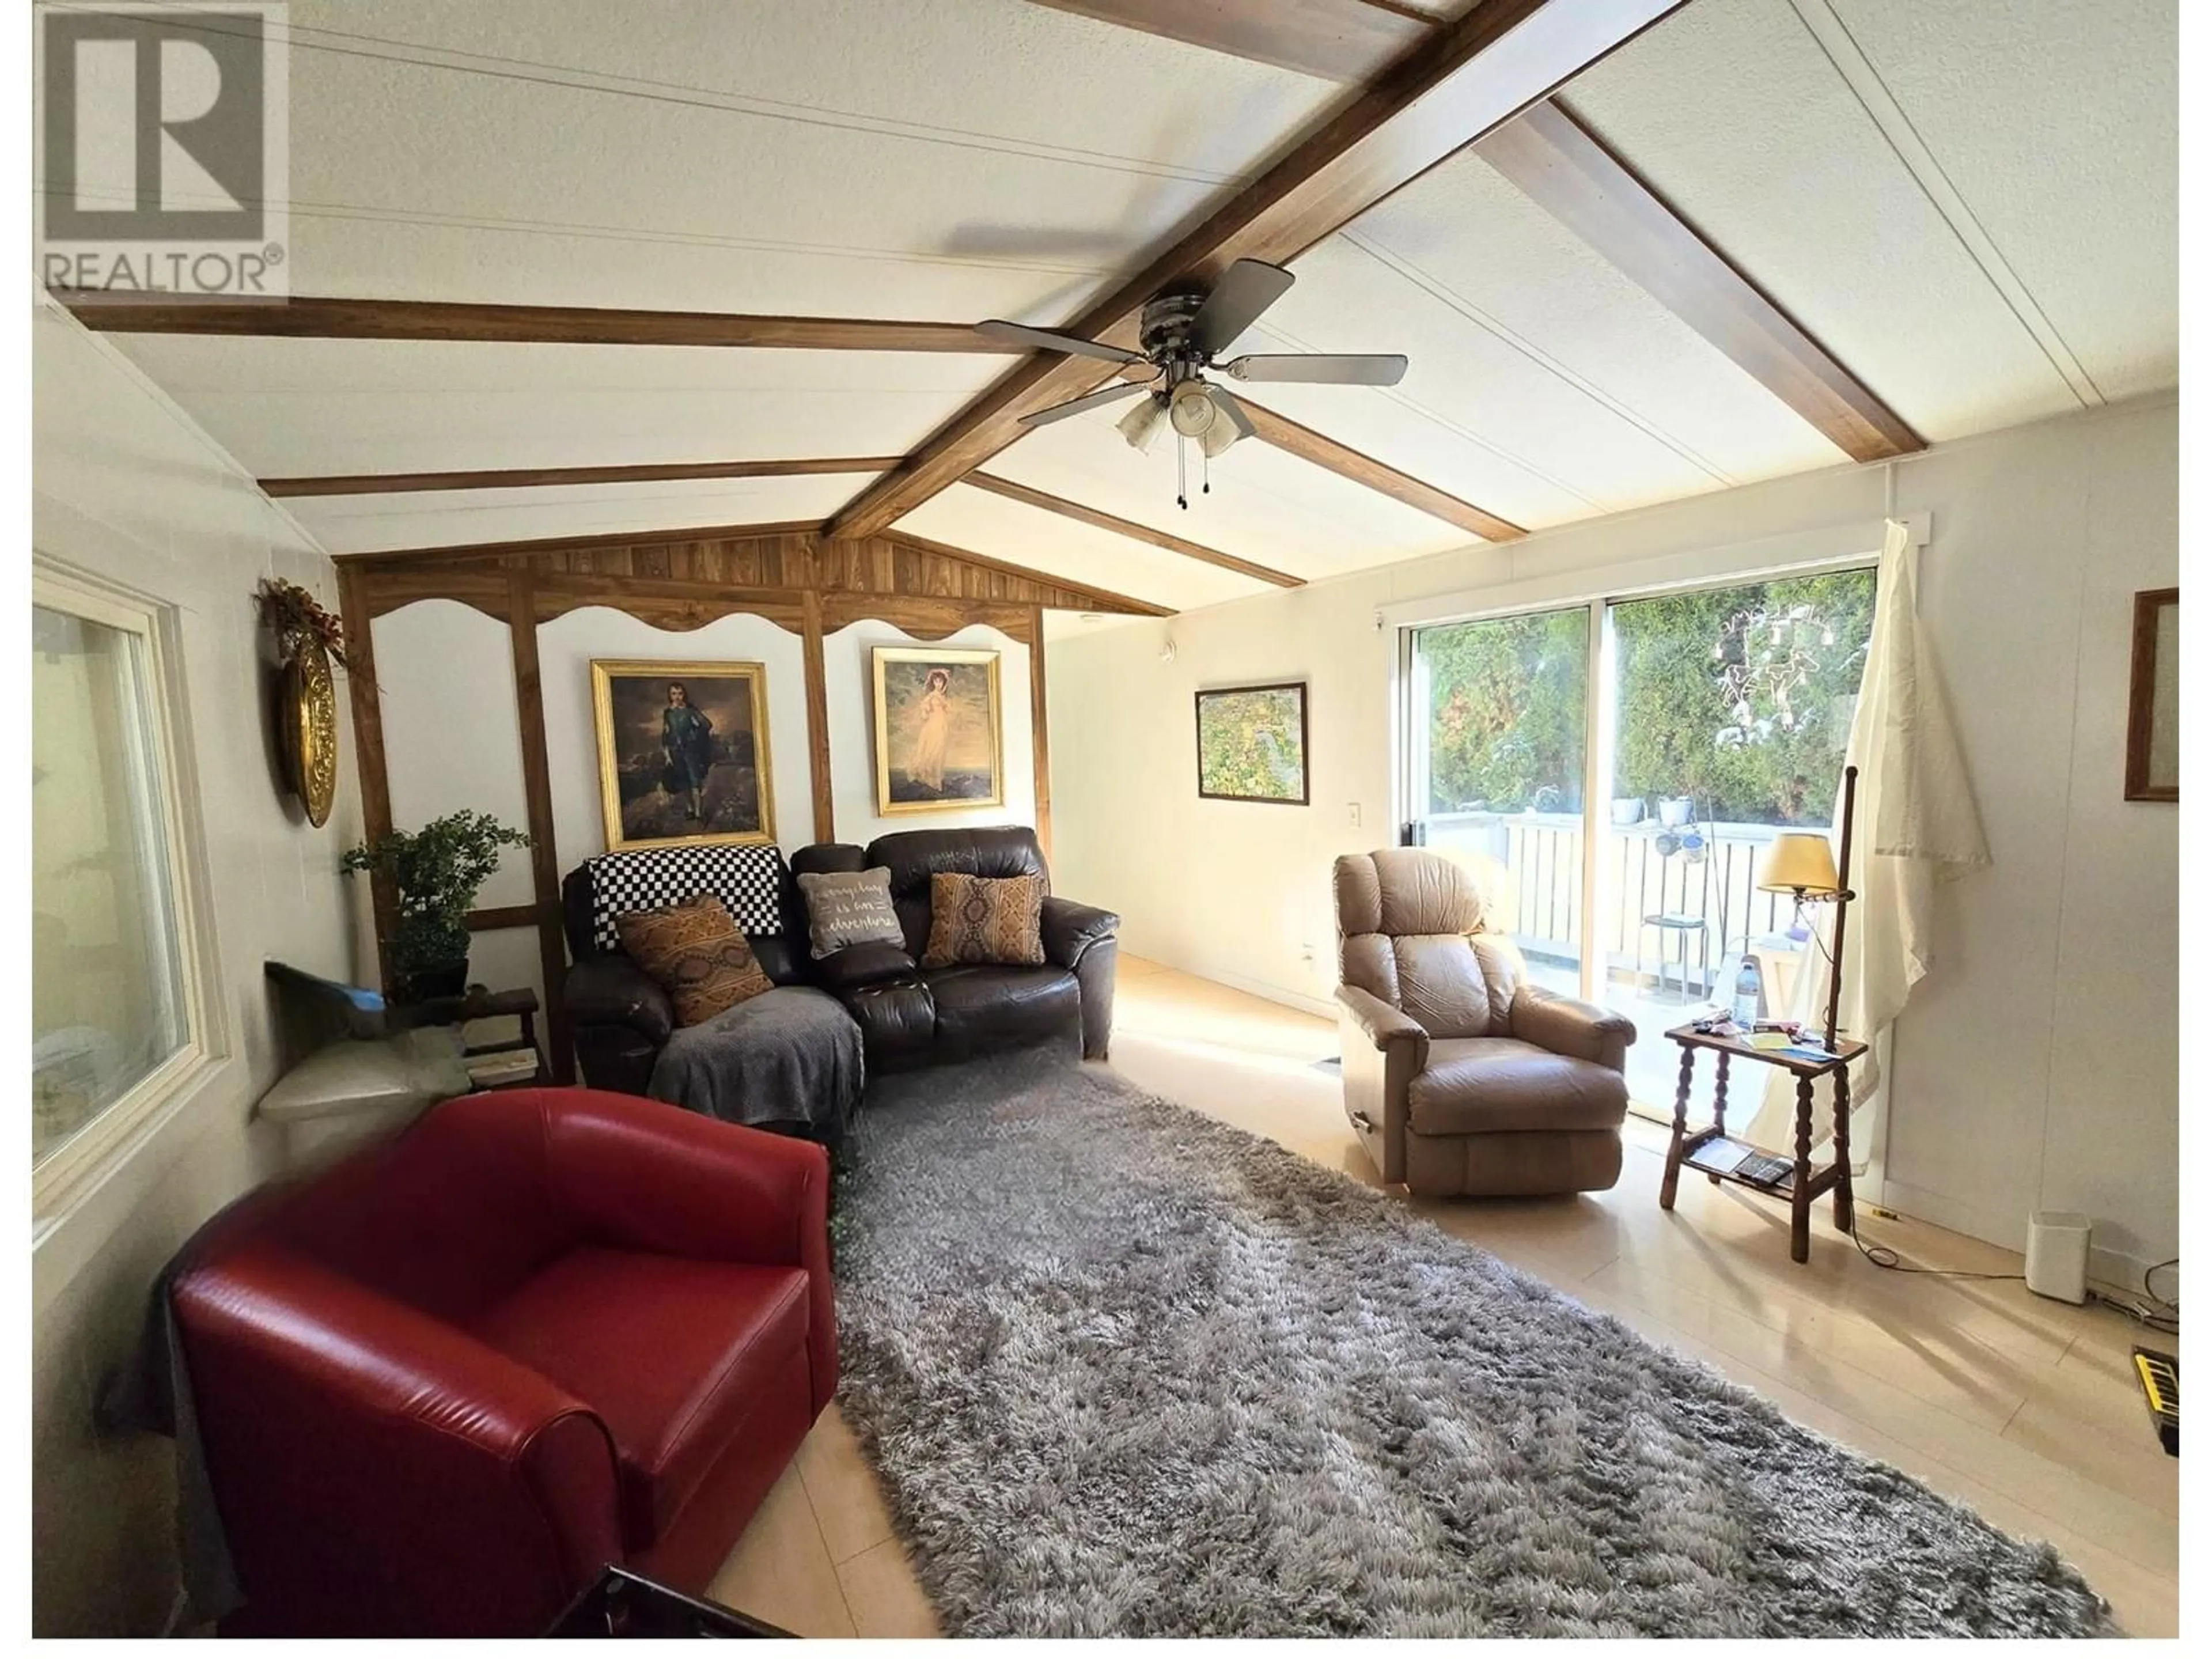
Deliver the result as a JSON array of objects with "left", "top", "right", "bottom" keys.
[{"left": 708, "top": 956, "right": 2180, "bottom": 1638}]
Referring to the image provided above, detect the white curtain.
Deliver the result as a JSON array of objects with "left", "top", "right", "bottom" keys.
[{"left": 1744, "top": 520, "right": 1991, "bottom": 1153}]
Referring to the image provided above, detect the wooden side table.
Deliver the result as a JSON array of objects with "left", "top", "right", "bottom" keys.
[
  {"left": 403, "top": 986, "right": 549, "bottom": 1090},
  {"left": 1658, "top": 1022, "right": 1869, "bottom": 1263}
]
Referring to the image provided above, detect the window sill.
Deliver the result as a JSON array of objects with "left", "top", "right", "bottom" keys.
[{"left": 31, "top": 1050, "right": 240, "bottom": 1324}]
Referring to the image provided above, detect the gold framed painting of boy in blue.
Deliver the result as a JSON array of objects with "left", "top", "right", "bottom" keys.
[{"left": 590, "top": 660, "right": 777, "bottom": 851}]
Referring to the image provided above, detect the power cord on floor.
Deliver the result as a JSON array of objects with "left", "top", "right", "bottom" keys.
[
  {"left": 2088, "top": 1286, "right": 2180, "bottom": 1335},
  {"left": 1851, "top": 1217, "right": 2183, "bottom": 1334},
  {"left": 2089, "top": 1256, "right": 2180, "bottom": 1335},
  {"left": 1847, "top": 1210, "right": 2025, "bottom": 1280},
  {"left": 2145, "top": 1256, "right": 2180, "bottom": 1316}
]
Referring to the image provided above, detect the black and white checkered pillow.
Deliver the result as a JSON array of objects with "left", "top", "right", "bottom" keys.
[{"left": 587, "top": 844, "right": 787, "bottom": 951}]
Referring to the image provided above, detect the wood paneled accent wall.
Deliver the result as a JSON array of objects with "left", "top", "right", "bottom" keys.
[{"left": 338, "top": 522, "right": 1126, "bottom": 1080}]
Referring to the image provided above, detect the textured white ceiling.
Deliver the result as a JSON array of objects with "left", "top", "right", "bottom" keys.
[
  {"left": 896, "top": 483, "right": 1275, "bottom": 613},
  {"left": 1319, "top": 152, "right": 1847, "bottom": 502},
  {"left": 1039, "top": 607, "right": 1152, "bottom": 643},
  {"left": 289, "top": 474, "right": 869, "bottom": 556},
  {"left": 104, "top": 338, "right": 1010, "bottom": 475},
  {"left": 1244, "top": 219, "right": 1842, "bottom": 529},
  {"left": 266, "top": 0, "right": 1341, "bottom": 317},
  {"left": 58, "top": 0, "right": 2176, "bottom": 611},
  {"left": 1824, "top": 0, "right": 2177, "bottom": 401},
  {"left": 1559, "top": 0, "right": 2161, "bottom": 441}
]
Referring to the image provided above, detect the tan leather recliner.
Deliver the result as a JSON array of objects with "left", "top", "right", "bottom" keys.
[{"left": 1334, "top": 848, "right": 1635, "bottom": 1197}]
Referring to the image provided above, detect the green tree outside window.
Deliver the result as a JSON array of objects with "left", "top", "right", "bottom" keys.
[{"left": 1416, "top": 570, "right": 1874, "bottom": 826}]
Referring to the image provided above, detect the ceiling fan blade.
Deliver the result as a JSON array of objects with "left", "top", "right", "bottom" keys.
[
  {"left": 1206, "top": 384, "right": 1256, "bottom": 446},
  {"left": 1017, "top": 378, "right": 1152, "bottom": 428},
  {"left": 1116, "top": 395, "right": 1165, "bottom": 453},
  {"left": 1190, "top": 259, "right": 1294, "bottom": 359},
  {"left": 975, "top": 319, "right": 1144, "bottom": 365},
  {"left": 1222, "top": 353, "right": 1408, "bottom": 385}
]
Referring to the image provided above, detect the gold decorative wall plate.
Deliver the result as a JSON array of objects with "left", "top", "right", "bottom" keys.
[{"left": 280, "top": 633, "right": 340, "bottom": 827}]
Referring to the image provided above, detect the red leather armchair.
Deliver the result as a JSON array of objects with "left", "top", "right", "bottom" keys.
[{"left": 171, "top": 1088, "right": 836, "bottom": 1637}]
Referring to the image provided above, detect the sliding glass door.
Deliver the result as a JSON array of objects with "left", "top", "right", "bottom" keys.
[
  {"left": 1404, "top": 567, "right": 1876, "bottom": 1118},
  {"left": 1595, "top": 570, "right": 1876, "bottom": 1116},
  {"left": 1408, "top": 607, "right": 1589, "bottom": 999}
]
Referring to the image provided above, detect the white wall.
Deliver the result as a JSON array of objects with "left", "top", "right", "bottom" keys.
[
  {"left": 1048, "top": 397, "right": 2178, "bottom": 1281},
  {"left": 31, "top": 304, "right": 370, "bottom": 1635},
  {"left": 824, "top": 618, "right": 1034, "bottom": 848},
  {"left": 370, "top": 599, "right": 538, "bottom": 911}
]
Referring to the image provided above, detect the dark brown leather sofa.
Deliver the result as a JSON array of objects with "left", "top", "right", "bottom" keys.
[
  {"left": 793, "top": 827, "right": 1119, "bottom": 1068},
  {"left": 562, "top": 825, "right": 1118, "bottom": 1094}
]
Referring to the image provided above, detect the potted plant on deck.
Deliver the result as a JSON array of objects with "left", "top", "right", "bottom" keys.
[{"left": 342, "top": 810, "right": 531, "bottom": 1003}]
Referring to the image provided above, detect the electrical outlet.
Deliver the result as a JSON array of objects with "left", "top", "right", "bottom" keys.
[{"left": 1348, "top": 802, "right": 1362, "bottom": 828}]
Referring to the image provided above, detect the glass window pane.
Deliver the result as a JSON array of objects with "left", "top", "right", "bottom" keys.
[
  {"left": 32, "top": 601, "right": 189, "bottom": 1167},
  {"left": 1410, "top": 608, "right": 1589, "bottom": 991},
  {"left": 1596, "top": 568, "right": 1877, "bottom": 1116}
]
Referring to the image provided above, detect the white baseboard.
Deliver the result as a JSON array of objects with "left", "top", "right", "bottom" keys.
[
  {"left": 1203, "top": 967, "right": 1338, "bottom": 1023},
  {"left": 1134, "top": 948, "right": 1336, "bottom": 1022},
  {"left": 1877, "top": 1177, "right": 2164, "bottom": 1294}
]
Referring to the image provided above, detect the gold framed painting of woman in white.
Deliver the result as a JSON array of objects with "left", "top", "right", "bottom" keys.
[{"left": 870, "top": 646, "right": 1002, "bottom": 815}]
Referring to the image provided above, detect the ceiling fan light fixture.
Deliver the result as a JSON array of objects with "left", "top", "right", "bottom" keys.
[
  {"left": 1167, "top": 380, "right": 1218, "bottom": 438},
  {"left": 1116, "top": 395, "right": 1164, "bottom": 453},
  {"left": 978, "top": 260, "right": 1403, "bottom": 508}
]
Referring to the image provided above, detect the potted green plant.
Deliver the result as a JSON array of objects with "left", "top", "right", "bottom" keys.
[{"left": 342, "top": 810, "right": 531, "bottom": 1002}]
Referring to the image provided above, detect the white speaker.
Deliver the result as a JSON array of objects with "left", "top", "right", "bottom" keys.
[{"left": 2024, "top": 1210, "right": 2092, "bottom": 1305}]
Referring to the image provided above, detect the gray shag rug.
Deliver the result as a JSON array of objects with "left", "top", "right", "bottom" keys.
[{"left": 831, "top": 1051, "right": 2112, "bottom": 1638}]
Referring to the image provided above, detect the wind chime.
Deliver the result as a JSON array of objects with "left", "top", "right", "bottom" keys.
[{"left": 1713, "top": 600, "right": 1851, "bottom": 747}]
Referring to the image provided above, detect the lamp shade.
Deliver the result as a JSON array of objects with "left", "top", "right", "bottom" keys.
[{"left": 1757, "top": 831, "right": 1840, "bottom": 895}]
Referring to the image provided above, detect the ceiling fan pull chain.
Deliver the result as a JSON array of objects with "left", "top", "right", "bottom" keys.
[
  {"left": 1202, "top": 443, "right": 1211, "bottom": 497},
  {"left": 1177, "top": 435, "right": 1188, "bottom": 510}
]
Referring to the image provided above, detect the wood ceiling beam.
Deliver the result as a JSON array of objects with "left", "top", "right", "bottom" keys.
[
  {"left": 51, "top": 293, "right": 1015, "bottom": 353},
  {"left": 1095, "top": 359, "right": 1520, "bottom": 540},
  {"left": 966, "top": 472, "right": 1305, "bottom": 588},
  {"left": 1028, "top": 2, "right": 1921, "bottom": 463},
  {"left": 1235, "top": 400, "right": 1527, "bottom": 540},
  {"left": 259, "top": 456, "right": 902, "bottom": 498},
  {"left": 882, "top": 531, "right": 1176, "bottom": 618},
  {"left": 1472, "top": 101, "right": 1922, "bottom": 461},
  {"left": 825, "top": 0, "right": 1683, "bottom": 541}
]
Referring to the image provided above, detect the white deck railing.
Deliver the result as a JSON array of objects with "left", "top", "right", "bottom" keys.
[{"left": 1419, "top": 809, "right": 1815, "bottom": 997}]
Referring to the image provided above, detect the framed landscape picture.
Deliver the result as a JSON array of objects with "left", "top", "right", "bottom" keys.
[
  {"left": 1196, "top": 681, "right": 1310, "bottom": 805},
  {"left": 871, "top": 645, "right": 1003, "bottom": 815},
  {"left": 591, "top": 659, "right": 777, "bottom": 851},
  {"left": 2124, "top": 586, "right": 2178, "bottom": 802}
]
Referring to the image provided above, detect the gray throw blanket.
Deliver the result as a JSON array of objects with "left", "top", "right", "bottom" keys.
[{"left": 647, "top": 984, "right": 863, "bottom": 1138}]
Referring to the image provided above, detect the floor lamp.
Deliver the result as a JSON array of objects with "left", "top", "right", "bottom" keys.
[{"left": 1754, "top": 764, "right": 1859, "bottom": 1051}]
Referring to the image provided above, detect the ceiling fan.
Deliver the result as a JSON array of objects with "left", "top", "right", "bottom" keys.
[{"left": 977, "top": 258, "right": 1407, "bottom": 509}]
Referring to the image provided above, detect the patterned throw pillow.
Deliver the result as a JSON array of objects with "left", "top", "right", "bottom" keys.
[
  {"left": 921, "top": 872, "right": 1047, "bottom": 968},
  {"left": 615, "top": 894, "right": 774, "bottom": 1027},
  {"left": 797, "top": 867, "right": 906, "bottom": 960}
]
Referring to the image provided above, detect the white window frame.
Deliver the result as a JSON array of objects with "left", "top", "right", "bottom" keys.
[
  {"left": 32, "top": 559, "right": 222, "bottom": 1220},
  {"left": 1389, "top": 514, "right": 1924, "bottom": 1009}
]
